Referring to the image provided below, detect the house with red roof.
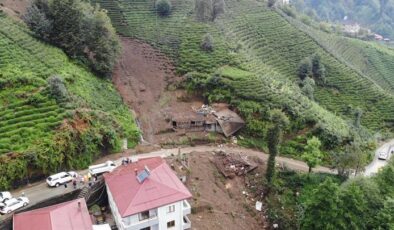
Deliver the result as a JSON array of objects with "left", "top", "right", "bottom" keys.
[
  {"left": 104, "top": 157, "right": 192, "bottom": 230},
  {"left": 13, "top": 198, "right": 110, "bottom": 230}
]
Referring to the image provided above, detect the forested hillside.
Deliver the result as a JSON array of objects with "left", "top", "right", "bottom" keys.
[
  {"left": 291, "top": 0, "right": 394, "bottom": 39},
  {"left": 0, "top": 13, "right": 139, "bottom": 189}
]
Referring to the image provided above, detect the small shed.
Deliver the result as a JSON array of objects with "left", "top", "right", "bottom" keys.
[
  {"left": 213, "top": 108, "right": 245, "bottom": 137},
  {"left": 171, "top": 112, "right": 205, "bottom": 131}
]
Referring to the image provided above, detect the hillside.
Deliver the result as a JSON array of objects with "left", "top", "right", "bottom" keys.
[
  {"left": 291, "top": 0, "right": 394, "bottom": 39},
  {"left": 93, "top": 0, "right": 394, "bottom": 143},
  {"left": 0, "top": 13, "right": 139, "bottom": 189},
  {"left": 280, "top": 10, "right": 394, "bottom": 96}
]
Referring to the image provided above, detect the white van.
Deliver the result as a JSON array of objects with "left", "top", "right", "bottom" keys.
[
  {"left": 46, "top": 171, "right": 77, "bottom": 187},
  {"left": 89, "top": 161, "right": 116, "bottom": 175}
]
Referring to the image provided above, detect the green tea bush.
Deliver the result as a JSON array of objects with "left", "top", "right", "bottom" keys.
[{"left": 155, "top": 0, "right": 172, "bottom": 16}]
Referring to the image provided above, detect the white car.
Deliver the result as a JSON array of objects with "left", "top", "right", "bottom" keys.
[
  {"left": 89, "top": 161, "right": 116, "bottom": 175},
  {"left": 0, "top": 192, "right": 12, "bottom": 203},
  {"left": 0, "top": 197, "right": 29, "bottom": 214},
  {"left": 46, "top": 171, "right": 78, "bottom": 187},
  {"left": 378, "top": 151, "right": 388, "bottom": 160}
]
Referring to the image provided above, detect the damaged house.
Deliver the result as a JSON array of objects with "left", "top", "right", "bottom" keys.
[{"left": 171, "top": 104, "right": 245, "bottom": 137}]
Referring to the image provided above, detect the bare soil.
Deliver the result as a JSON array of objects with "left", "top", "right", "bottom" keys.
[
  {"left": 112, "top": 37, "right": 205, "bottom": 144},
  {"left": 0, "top": 0, "right": 30, "bottom": 18},
  {"left": 167, "top": 151, "right": 268, "bottom": 230}
]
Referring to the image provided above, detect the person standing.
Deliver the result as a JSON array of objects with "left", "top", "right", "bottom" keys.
[{"left": 72, "top": 179, "right": 77, "bottom": 189}]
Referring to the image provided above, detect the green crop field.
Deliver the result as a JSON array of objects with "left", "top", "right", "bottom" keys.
[
  {"left": 0, "top": 13, "right": 139, "bottom": 156},
  {"left": 281, "top": 12, "right": 394, "bottom": 95},
  {"left": 93, "top": 0, "right": 394, "bottom": 137}
]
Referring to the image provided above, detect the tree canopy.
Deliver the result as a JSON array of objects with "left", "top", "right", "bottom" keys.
[
  {"left": 24, "top": 0, "right": 120, "bottom": 77},
  {"left": 301, "top": 136, "right": 322, "bottom": 173}
]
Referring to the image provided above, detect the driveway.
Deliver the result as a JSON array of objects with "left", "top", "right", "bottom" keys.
[{"left": 364, "top": 139, "right": 394, "bottom": 176}]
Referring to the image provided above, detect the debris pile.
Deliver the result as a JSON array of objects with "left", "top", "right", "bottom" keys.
[
  {"left": 212, "top": 151, "right": 258, "bottom": 178},
  {"left": 194, "top": 104, "right": 215, "bottom": 115}
]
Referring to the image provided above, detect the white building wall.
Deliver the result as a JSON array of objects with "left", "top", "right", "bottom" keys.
[
  {"left": 107, "top": 185, "right": 190, "bottom": 230},
  {"left": 157, "top": 201, "right": 184, "bottom": 230}
]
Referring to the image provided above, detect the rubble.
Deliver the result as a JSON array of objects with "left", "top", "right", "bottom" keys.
[{"left": 212, "top": 151, "right": 258, "bottom": 178}]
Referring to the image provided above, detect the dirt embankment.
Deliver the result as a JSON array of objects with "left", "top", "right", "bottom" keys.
[
  {"left": 113, "top": 38, "right": 203, "bottom": 144},
  {"left": 167, "top": 151, "right": 267, "bottom": 230}
]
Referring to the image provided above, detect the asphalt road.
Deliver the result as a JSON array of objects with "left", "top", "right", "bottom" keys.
[
  {"left": 0, "top": 145, "right": 335, "bottom": 221},
  {"left": 364, "top": 139, "right": 394, "bottom": 176}
]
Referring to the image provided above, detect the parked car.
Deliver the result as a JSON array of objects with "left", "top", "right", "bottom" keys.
[
  {"left": 89, "top": 161, "right": 116, "bottom": 175},
  {"left": 378, "top": 151, "right": 388, "bottom": 160},
  {"left": 0, "top": 192, "right": 12, "bottom": 203},
  {"left": 46, "top": 171, "right": 78, "bottom": 187},
  {"left": 0, "top": 197, "right": 29, "bottom": 214}
]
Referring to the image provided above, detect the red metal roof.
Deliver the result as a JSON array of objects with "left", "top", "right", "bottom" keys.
[
  {"left": 104, "top": 157, "right": 192, "bottom": 217},
  {"left": 13, "top": 198, "right": 93, "bottom": 230}
]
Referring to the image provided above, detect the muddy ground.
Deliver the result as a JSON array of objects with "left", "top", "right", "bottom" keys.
[
  {"left": 0, "top": 0, "right": 30, "bottom": 18},
  {"left": 112, "top": 38, "right": 206, "bottom": 144},
  {"left": 167, "top": 151, "right": 268, "bottom": 230}
]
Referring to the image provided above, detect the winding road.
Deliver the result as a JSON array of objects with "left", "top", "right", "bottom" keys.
[
  {"left": 1, "top": 141, "right": 392, "bottom": 221},
  {"left": 364, "top": 139, "right": 394, "bottom": 176},
  {"left": 0, "top": 145, "right": 332, "bottom": 222}
]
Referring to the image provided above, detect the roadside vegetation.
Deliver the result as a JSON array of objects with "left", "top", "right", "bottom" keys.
[
  {"left": 260, "top": 158, "right": 394, "bottom": 229},
  {"left": 0, "top": 12, "right": 138, "bottom": 189}
]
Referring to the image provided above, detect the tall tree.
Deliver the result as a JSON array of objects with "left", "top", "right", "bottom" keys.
[
  {"left": 302, "top": 178, "right": 343, "bottom": 230},
  {"left": 298, "top": 57, "right": 312, "bottom": 80},
  {"left": 301, "top": 136, "right": 322, "bottom": 173},
  {"left": 266, "top": 109, "right": 289, "bottom": 183},
  {"left": 354, "top": 108, "right": 363, "bottom": 128},
  {"left": 24, "top": 0, "right": 120, "bottom": 77},
  {"left": 339, "top": 183, "right": 367, "bottom": 229},
  {"left": 376, "top": 198, "right": 394, "bottom": 229}
]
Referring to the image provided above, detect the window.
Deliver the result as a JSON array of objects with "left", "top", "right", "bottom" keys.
[
  {"left": 167, "top": 220, "right": 175, "bottom": 228},
  {"left": 139, "top": 211, "right": 150, "bottom": 221},
  {"left": 167, "top": 205, "right": 175, "bottom": 213},
  {"left": 140, "top": 227, "right": 150, "bottom": 230}
]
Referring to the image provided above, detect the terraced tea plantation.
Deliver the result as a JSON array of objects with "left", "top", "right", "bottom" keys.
[
  {"left": 218, "top": 0, "right": 394, "bottom": 132},
  {"left": 0, "top": 13, "right": 139, "bottom": 155},
  {"left": 91, "top": 0, "right": 233, "bottom": 74},
  {"left": 94, "top": 0, "right": 394, "bottom": 135},
  {"left": 281, "top": 13, "right": 394, "bottom": 95}
]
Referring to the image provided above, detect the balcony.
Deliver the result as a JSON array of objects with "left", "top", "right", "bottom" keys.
[
  {"left": 182, "top": 200, "right": 191, "bottom": 215},
  {"left": 183, "top": 215, "right": 191, "bottom": 230},
  {"left": 121, "top": 209, "right": 158, "bottom": 229}
]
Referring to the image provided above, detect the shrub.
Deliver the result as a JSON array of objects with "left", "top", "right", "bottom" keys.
[
  {"left": 47, "top": 76, "right": 68, "bottom": 102},
  {"left": 298, "top": 57, "right": 312, "bottom": 80},
  {"left": 268, "top": 0, "right": 276, "bottom": 8},
  {"left": 282, "top": 5, "right": 296, "bottom": 18},
  {"left": 201, "top": 33, "right": 214, "bottom": 52},
  {"left": 212, "top": 0, "right": 225, "bottom": 19},
  {"left": 155, "top": 0, "right": 172, "bottom": 16},
  {"left": 195, "top": 0, "right": 213, "bottom": 22}
]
